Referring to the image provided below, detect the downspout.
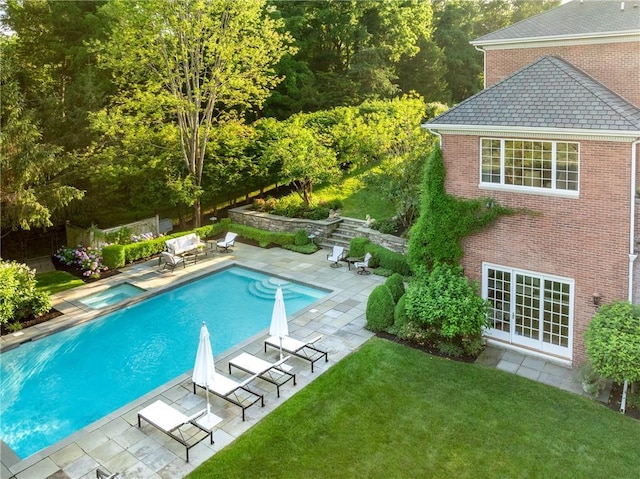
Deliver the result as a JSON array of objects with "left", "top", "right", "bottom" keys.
[
  {"left": 622, "top": 138, "right": 640, "bottom": 414},
  {"left": 474, "top": 45, "right": 487, "bottom": 89},
  {"left": 629, "top": 139, "right": 639, "bottom": 303},
  {"left": 427, "top": 129, "right": 443, "bottom": 150}
]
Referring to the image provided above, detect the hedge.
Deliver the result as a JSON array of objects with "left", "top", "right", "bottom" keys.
[{"left": 365, "top": 243, "right": 411, "bottom": 276}]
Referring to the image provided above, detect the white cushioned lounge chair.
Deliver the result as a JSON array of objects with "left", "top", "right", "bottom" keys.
[
  {"left": 264, "top": 335, "right": 328, "bottom": 373},
  {"left": 137, "top": 400, "right": 221, "bottom": 462},
  {"left": 228, "top": 352, "right": 296, "bottom": 397},
  {"left": 193, "top": 370, "right": 263, "bottom": 421}
]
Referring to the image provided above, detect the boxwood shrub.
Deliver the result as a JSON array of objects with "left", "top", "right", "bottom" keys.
[
  {"left": 102, "top": 245, "right": 126, "bottom": 269},
  {"left": 394, "top": 293, "right": 409, "bottom": 329},
  {"left": 365, "top": 284, "right": 395, "bottom": 332},
  {"left": 365, "top": 244, "right": 410, "bottom": 276},
  {"left": 385, "top": 273, "right": 405, "bottom": 304}
]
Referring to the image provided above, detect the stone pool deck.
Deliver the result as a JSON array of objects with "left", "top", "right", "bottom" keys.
[
  {"left": 1, "top": 243, "right": 597, "bottom": 479},
  {"left": 1, "top": 243, "right": 385, "bottom": 479}
]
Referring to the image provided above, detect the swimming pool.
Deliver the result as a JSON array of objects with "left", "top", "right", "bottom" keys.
[
  {"left": 0, "top": 266, "right": 329, "bottom": 459},
  {"left": 77, "top": 282, "right": 146, "bottom": 309}
]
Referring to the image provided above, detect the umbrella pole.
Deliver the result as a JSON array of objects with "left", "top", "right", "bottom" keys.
[{"left": 279, "top": 337, "right": 284, "bottom": 361}]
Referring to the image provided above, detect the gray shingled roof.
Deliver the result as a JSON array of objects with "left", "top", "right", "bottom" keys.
[
  {"left": 473, "top": 0, "right": 640, "bottom": 44},
  {"left": 426, "top": 56, "right": 640, "bottom": 132}
]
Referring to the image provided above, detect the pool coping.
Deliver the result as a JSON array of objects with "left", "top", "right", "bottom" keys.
[{"left": 1, "top": 244, "right": 384, "bottom": 479}]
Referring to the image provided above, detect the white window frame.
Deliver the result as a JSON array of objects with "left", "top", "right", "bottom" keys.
[
  {"left": 482, "top": 263, "right": 574, "bottom": 360},
  {"left": 479, "top": 138, "right": 580, "bottom": 198}
]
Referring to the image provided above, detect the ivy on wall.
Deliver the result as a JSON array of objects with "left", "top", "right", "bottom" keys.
[{"left": 407, "top": 142, "right": 513, "bottom": 273}]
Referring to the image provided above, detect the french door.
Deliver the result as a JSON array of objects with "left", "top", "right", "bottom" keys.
[{"left": 483, "top": 264, "right": 573, "bottom": 359}]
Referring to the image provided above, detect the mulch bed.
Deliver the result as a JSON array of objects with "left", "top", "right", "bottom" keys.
[
  {"left": 375, "top": 331, "right": 479, "bottom": 363},
  {"left": 607, "top": 382, "right": 640, "bottom": 420},
  {"left": 1, "top": 309, "right": 63, "bottom": 336}
]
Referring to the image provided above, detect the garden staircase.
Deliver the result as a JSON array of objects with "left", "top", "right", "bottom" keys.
[{"left": 318, "top": 217, "right": 366, "bottom": 252}]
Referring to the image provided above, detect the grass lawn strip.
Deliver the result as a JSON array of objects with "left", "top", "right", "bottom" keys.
[
  {"left": 189, "top": 338, "right": 640, "bottom": 479},
  {"left": 36, "top": 270, "right": 85, "bottom": 295}
]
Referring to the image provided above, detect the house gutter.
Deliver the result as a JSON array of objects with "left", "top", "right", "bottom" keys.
[{"left": 629, "top": 139, "right": 640, "bottom": 303}]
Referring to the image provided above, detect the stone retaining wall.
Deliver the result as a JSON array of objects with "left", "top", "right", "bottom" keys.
[
  {"left": 228, "top": 205, "right": 342, "bottom": 240},
  {"left": 348, "top": 225, "right": 408, "bottom": 254},
  {"left": 228, "top": 205, "right": 408, "bottom": 254}
]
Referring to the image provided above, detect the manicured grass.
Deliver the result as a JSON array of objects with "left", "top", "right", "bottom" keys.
[
  {"left": 36, "top": 270, "right": 84, "bottom": 295},
  {"left": 189, "top": 338, "right": 640, "bottom": 479}
]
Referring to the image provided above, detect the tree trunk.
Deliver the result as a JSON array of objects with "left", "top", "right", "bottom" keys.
[{"left": 193, "top": 199, "right": 202, "bottom": 228}]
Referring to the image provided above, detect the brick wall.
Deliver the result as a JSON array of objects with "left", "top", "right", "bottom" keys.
[
  {"left": 441, "top": 134, "right": 634, "bottom": 364},
  {"left": 485, "top": 41, "right": 640, "bottom": 107}
]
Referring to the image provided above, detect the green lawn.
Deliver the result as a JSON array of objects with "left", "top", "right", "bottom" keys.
[
  {"left": 36, "top": 270, "right": 84, "bottom": 295},
  {"left": 189, "top": 338, "right": 640, "bottom": 479},
  {"left": 314, "top": 168, "right": 395, "bottom": 220}
]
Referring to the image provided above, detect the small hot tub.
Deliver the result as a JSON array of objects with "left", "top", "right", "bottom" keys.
[{"left": 78, "top": 283, "right": 146, "bottom": 309}]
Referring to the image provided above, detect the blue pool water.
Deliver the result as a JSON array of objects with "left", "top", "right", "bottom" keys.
[
  {"left": 0, "top": 266, "right": 328, "bottom": 459},
  {"left": 78, "top": 282, "right": 146, "bottom": 309}
]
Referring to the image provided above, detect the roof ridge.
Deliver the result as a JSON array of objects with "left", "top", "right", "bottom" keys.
[
  {"left": 545, "top": 56, "right": 640, "bottom": 126},
  {"left": 426, "top": 55, "right": 640, "bottom": 132}
]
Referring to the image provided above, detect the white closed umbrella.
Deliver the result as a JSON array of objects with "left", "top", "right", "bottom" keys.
[
  {"left": 193, "top": 322, "right": 216, "bottom": 417},
  {"left": 269, "top": 287, "right": 289, "bottom": 360}
]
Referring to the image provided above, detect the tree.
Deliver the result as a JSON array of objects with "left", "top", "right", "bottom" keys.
[
  {"left": 0, "top": 38, "right": 84, "bottom": 235},
  {"left": 266, "top": 0, "right": 439, "bottom": 116},
  {"left": 264, "top": 117, "right": 339, "bottom": 207},
  {"left": 94, "top": 0, "right": 293, "bottom": 227},
  {"left": 585, "top": 301, "right": 640, "bottom": 413},
  {"left": 1, "top": 0, "right": 112, "bottom": 152}
]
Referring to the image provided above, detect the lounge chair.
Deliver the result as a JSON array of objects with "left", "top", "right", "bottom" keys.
[
  {"left": 354, "top": 252, "right": 372, "bottom": 275},
  {"left": 228, "top": 352, "right": 296, "bottom": 397},
  {"left": 137, "top": 400, "right": 222, "bottom": 462},
  {"left": 326, "top": 245, "right": 346, "bottom": 267},
  {"left": 193, "top": 370, "right": 263, "bottom": 421},
  {"left": 161, "top": 251, "right": 185, "bottom": 272},
  {"left": 264, "top": 335, "right": 328, "bottom": 373},
  {"left": 216, "top": 232, "right": 237, "bottom": 252}
]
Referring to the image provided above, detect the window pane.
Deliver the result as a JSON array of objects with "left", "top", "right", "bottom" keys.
[
  {"left": 487, "top": 268, "right": 510, "bottom": 332},
  {"left": 543, "top": 279, "right": 571, "bottom": 347},
  {"left": 481, "top": 139, "right": 501, "bottom": 183},
  {"left": 556, "top": 142, "right": 579, "bottom": 191}
]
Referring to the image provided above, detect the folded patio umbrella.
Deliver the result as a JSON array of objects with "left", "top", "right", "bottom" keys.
[
  {"left": 193, "top": 322, "right": 216, "bottom": 417},
  {"left": 269, "top": 287, "right": 289, "bottom": 360}
]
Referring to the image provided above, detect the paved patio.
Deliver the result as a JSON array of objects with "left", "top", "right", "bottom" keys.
[
  {"left": 1, "top": 243, "right": 385, "bottom": 479},
  {"left": 1, "top": 243, "right": 599, "bottom": 479}
]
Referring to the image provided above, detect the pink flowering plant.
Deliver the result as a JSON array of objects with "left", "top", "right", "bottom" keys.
[
  {"left": 130, "top": 232, "right": 162, "bottom": 243},
  {"left": 55, "top": 245, "right": 109, "bottom": 278}
]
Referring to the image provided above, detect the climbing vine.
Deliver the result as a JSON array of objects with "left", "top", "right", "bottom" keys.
[{"left": 407, "top": 142, "right": 513, "bottom": 273}]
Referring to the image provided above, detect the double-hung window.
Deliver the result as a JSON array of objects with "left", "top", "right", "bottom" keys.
[{"left": 480, "top": 138, "right": 579, "bottom": 194}]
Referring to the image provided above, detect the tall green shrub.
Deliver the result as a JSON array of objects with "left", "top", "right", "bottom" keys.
[
  {"left": 294, "top": 229, "right": 310, "bottom": 246},
  {"left": 0, "top": 260, "right": 51, "bottom": 324},
  {"left": 349, "top": 237, "right": 371, "bottom": 258},
  {"left": 385, "top": 273, "right": 405, "bottom": 304},
  {"left": 585, "top": 301, "right": 640, "bottom": 385},
  {"left": 365, "top": 284, "right": 395, "bottom": 332},
  {"left": 404, "top": 262, "right": 490, "bottom": 353}
]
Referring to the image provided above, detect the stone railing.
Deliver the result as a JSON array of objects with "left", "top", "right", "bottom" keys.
[{"left": 228, "top": 205, "right": 342, "bottom": 241}]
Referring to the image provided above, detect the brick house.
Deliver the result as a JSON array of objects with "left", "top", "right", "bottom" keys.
[{"left": 425, "top": 0, "right": 640, "bottom": 365}]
